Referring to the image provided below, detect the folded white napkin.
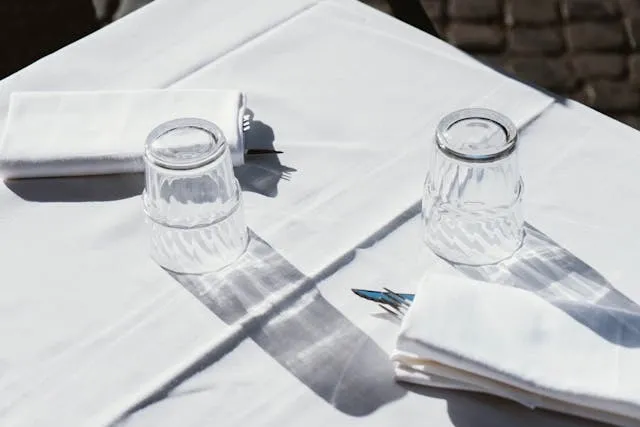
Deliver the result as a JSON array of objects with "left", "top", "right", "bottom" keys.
[
  {"left": 392, "top": 274, "right": 640, "bottom": 427},
  {"left": 0, "top": 90, "right": 246, "bottom": 179}
]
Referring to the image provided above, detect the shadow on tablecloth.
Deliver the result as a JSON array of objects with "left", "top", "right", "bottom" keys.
[
  {"left": 114, "top": 231, "right": 405, "bottom": 421},
  {"left": 420, "top": 222, "right": 638, "bottom": 426},
  {"left": 236, "top": 108, "right": 296, "bottom": 198},
  {"left": 5, "top": 173, "right": 144, "bottom": 202},
  {"left": 370, "top": 218, "right": 634, "bottom": 426},
  {"left": 454, "top": 223, "right": 640, "bottom": 348}
]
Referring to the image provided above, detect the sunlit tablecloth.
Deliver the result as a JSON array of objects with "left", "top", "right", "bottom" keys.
[{"left": 0, "top": 1, "right": 638, "bottom": 426}]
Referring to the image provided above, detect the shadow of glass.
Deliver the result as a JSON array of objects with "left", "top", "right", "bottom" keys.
[
  {"left": 237, "top": 108, "right": 296, "bottom": 198},
  {"left": 117, "top": 232, "right": 405, "bottom": 421},
  {"left": 452, "top": 223, "right": 640, "bottom": 348},
  {"left": 173, "top": 232, "right": 406, "bottom": 415},
  {"left": 4, "top": 173, "right": 144, "bottom": 202}
]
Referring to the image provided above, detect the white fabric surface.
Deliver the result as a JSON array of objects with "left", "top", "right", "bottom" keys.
[
  {"left": 0, "top": 0, "right": 638, "bottom": 426},
  {"left": 0, "top": 90, "right": 246, "bottom": 178},
  {"left": 392, "top": 274, "right": 640, "bottom": 427}
]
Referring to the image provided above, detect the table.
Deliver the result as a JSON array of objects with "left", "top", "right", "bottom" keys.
[{"left": 1, "top": 0, "right": 639, "bottom": 426}]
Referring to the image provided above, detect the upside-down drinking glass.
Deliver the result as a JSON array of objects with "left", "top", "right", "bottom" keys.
[
  {"left": 143, "top": 117, "right": 248, "bottom": 273},
  {"left": 422, "top": 108, "right": 524, "bottom": 265}
]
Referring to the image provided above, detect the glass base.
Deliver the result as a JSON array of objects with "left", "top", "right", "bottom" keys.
[
  {"left": 422, "top": 205, "right": 524, "bottom": 266},
  {"left": 147, "top": 198, "right": 249, "bottom": 274},
  {"left": 425, "top": 231, "right": 524, "bottom": 266}
]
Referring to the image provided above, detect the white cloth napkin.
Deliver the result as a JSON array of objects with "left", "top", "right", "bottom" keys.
[
  {"left": 0, "top": 89, "right": 246, "bottom": 178},
  {"left": 392, "top": 274, "right": 640, "bottom": 427}
]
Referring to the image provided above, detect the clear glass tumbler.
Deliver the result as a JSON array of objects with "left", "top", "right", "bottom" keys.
[
  {"left": 143, "top": 117, "right": 248, "bottom": 273},
  {"left": 422, "top": 108, "right": 524, "bottom": 265}
]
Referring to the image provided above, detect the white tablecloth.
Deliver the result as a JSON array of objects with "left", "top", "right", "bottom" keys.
[{"left": 1, "top": 1, "right": 639, "bottom": 426}]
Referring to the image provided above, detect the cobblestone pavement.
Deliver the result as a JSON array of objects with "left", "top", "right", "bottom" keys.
[
  {"left": 4, "top": 0, "right": 640, "bottom": 130},
  {"left": 381, "top": 0, "right": 640, "bottom": 130}
]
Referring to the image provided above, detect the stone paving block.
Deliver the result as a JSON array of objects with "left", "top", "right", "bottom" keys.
[
  {"left": 447, "top": 23, "right": 504, "bottom": 51},
  {"left": 625, "top": 16, "right": 640, "bottom": 49},
  {"left": 621, "top": 0, "right": 640, "bottom": 17},
  {"left": 562, "top": 0, "right": 621, "bottom": 21},
  {"left": 630, "top": 54, "right": 640, "bottom": 85},
  {"left": 506, "top": 0, "right": 560, "bottom": 25},
  {"left": 572, "top": 54, "right": 627, "bottom": 79},
  {"left": 508, "top": 27, "right": 564, "bottom": 53},
  {"left": 420, "top": 0, "right": 445, "bottom": 20},
  {"left": 566, "top": 22, "right": 627, "bottom": 51},
  {"left": 448, "top": 0, "right": 501, "bottom": 21},
  {"left": 509, "top": 57, "right": 577, "bottom": 91},
  {"left": 587, "top": 81, "right": 640, "bottom": 111}
]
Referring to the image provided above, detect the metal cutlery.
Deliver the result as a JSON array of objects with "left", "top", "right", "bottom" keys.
[{"left": 351, "top": 288, "right": 415, "bottom": 318}]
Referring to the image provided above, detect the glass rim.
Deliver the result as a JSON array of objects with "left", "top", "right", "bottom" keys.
[
  {"left": 435, "top": 108, "right": 517, "bottom": 163},
  {"left": 145, "top": 117, "right": 227, "bottom": 170}
]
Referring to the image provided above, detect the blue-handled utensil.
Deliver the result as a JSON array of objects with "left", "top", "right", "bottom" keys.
[
  {"left": 352, "top": 288, "right": 415, "bottom": 318},
  {"left": 351, "top": 288, "right": 415, "bottom": 304}
]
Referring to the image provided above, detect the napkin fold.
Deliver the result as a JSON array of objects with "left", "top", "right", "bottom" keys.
[
  {"left": 0, "top": 90, "right": 246, "bottom": 179},
  {"left": 392, "top": 274, "right": 640, "bottom": 427}
]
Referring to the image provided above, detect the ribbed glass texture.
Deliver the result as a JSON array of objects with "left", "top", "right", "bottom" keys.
[
  {"left": 143, "top": 118, "right": 248, "bottom": 273},
  {"left": 422, "top": 109, "right": 524, "bottom": 265}
]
